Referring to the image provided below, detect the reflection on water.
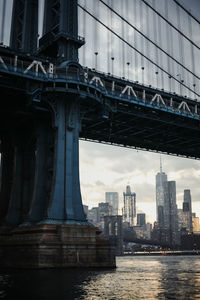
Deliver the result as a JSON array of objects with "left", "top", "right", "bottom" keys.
[
  {"left": 1, "top": 256, "right": 200, "bottom": 299},
  {"left": 81, "top": 257, "right": 200, "bottom": 300}
]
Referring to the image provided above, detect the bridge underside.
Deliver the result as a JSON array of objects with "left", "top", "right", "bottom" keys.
[
  {"left": 1, "top": 66, "right": 200, "bottom": 161},
  {"left": 0, "top": 48, "right": 200, "bottom": 268},
  {"left": 81, "top": 101, "right": 200, "bottom": 159},
  {"left": 1, "top": 85, "right": 200, "bottom": 161}
]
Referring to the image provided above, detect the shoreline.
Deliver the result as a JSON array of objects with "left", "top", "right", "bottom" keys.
[{"left": 123, "top": 250, "right": 200, "bottom": 256}]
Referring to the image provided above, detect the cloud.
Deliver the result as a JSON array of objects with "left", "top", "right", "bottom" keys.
[
  {"left": 95, "top": 180, "right": 105, "bottom": 186},
  {"left": 80, "top": 140, "right": 200, "bottom": 223}
]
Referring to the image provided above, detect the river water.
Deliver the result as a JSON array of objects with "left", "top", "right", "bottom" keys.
[{"left": 1, "top": 256, "right": 200, "bottom": 299}]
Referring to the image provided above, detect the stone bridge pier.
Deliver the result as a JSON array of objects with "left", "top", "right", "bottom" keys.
[
  {"left": 0, "top": 92, "right": 115, "bottom": 268},
  {"left": 0, "top": 0, "right": 115, "bottom": 268}
]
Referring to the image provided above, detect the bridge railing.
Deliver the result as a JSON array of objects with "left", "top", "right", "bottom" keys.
[
  {"left": 0, "top": 53, "right": 199, "bottom": 119},
  {"left": 0, "top": 53, "right": 189, "bottom": 95}
]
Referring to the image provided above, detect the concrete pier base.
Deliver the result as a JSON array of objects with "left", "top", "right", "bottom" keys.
[{"left": 0, "top": 225, "right": 116, "bottom": 268}]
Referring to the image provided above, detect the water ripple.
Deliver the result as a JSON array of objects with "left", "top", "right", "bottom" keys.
[{"left": 0, "top": 256, "right": 200, "bottom": 299}]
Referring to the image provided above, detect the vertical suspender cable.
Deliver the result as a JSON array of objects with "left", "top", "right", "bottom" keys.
[
  {"left": 168, "top": 2, "right": 175, "bottom": 94},
  {"left": 157, "top": 7, "right": 164, "bottom": 90},
  {"left": 140, "top": 0, "right": 144, "bottom": 85},
  {"left": 177, "top": 4, "right": 184, "bottom": 96},
  {"left": 110, "top": 0, "right": 113, "bottom": 73},
  {"left": 152, "top": 0, "right": 158, "bottom": 88},
  {"left": 97, "top": 0, "right": 99, "bottom": 69},
  {"left": 188, "top": 13, "right": 196, "bottom": 99},
  {"left": 145, "top": 2, "right": 150, "bottom": 87},
  {"left": 0, "top": 0, "right": 6, "bottom": 44},
  {"left": 79, "top": 3, "right": 200, "bottom": 98},
  {"left": 107, "top": 0, "right": 111, "bottom": 73},
  {"left": 121, "top": 1, "right": 125, "bottom": 77},
  {"left": 133, "top": 0, "right": 138, "bottom": 82},
  {"left": 93, "top": 0, "right": 98, "bottom": 69},
  {"left": 125, "top": 0, "right": 130, "bottom": 80},
  {"left": 165, "top": 1, "right": 171, "bottom": 93},
  {"left": 172, "top": 0, "right": 200, "bottom": 27},
  {"left": 110, "top": 0, "right": 114, "bottom": 76},
  {"left": 82, "top": 0, "right": 86, "bottom": 67}
]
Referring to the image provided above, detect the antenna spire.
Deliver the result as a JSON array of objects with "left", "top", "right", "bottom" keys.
[{"left": 160, "top": 155, "right": 163, "bottom": 173}]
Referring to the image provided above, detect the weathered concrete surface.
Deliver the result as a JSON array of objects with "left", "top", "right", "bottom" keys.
[{"left": 0, "top": 225, "right": 116, "bottom": 268}]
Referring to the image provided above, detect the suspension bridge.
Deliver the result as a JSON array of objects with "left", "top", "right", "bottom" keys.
[{"left": 0, "top": 0, "right": 199, "bottom": 268}]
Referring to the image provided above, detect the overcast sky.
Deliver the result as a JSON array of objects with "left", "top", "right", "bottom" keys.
[
  {"left": 78, "top": 0, "right": 200, "bottom": 223},
  {"left": 0, "top": 0, "right": 200, "bottom": 223}
]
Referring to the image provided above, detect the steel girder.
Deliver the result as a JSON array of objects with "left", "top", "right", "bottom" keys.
[{"left": 10, "top": 0, "right": 38, "bottom": 54}]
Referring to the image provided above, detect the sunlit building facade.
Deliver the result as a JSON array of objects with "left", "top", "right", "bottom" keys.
[
  {"left": 105, "top": 192, "right": 119, "bottom": 215},
  {"left": 192, "top": 213, "right": 200, "bottom": 234}
]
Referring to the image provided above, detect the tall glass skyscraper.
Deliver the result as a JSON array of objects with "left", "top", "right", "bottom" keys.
[
  {"left": 156, "top": 159, "right": 167, "bottom": 228},
  {"left": 163, "top": 181, "right": 178, "bottom": 245},
  {"left": 122, "top": 185, "right": 136, "bottom": 226},
  {"left": 183, "top": 189, "right": 193, "bottom": 232},
  {"left": 155, "top": 159, "right": 178, "bottom": 245}
]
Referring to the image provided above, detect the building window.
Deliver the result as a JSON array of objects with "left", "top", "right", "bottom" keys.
[
  {"left": 114, "top": 222, "right": 118, "bottom": 236},
  {"left": 109, "top": 222, "right": 112, "bottom": 235}
]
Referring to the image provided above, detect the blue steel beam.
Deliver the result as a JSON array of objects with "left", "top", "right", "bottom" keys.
[
  {"left": 39, "top": 0, "right": 84, "bottom": 62},
  {"left": 0, "top": 54, "right": 199, "bottom": 122},
  {"left": 10, "top": 0, "right": 38, "bottom": 54},
  {"left": 0, "top": 53, "right": 200, "bottom": 161}
]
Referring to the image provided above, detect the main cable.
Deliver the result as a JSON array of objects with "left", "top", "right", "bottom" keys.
[
  {"left": 78, "top": 3, "right": 200, "bottom": 98},
  {"left": 141, "top": 0, "right": 200, "bottom": 51},
  {"left": 0, "top": 0, "right": 6, "bottom": 43},
  {"left": 172, "top": 0, "right": 200, "bottom": 26},
  {"left": 99, "top": 0, "right": 200, "bottom": 82}
]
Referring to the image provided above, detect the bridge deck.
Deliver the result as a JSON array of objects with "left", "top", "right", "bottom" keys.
[{"left": 1, "top": 47, "right": 200, "bottom": 159}]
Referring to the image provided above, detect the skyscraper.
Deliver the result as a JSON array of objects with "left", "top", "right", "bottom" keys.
[
  {"left": 122, "top": 185, "right": 136, "bottom": 226},
  {"left": 105, "top": 192, "right": 119, "bottom": 215},
  {"left": 155, "top": 159, "right": 178, "bottom": 245},
  {"left": 156, "top": 157, "right": 167, "bottom": 228},
  {"left": 137, "top": 213, "right": 146, "bottom": 226},
  {"left": 183, "top": 189, "right": 193, "bottom": 232},
  {"left": 163, "top": 181, "right": 178, "bottom": 245},
  {"left": 192, "top": 213, "right": 200, "bottom": 234}
]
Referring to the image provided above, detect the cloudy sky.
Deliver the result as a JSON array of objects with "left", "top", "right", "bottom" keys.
[
  {"left": 78, "top": 0, "right": 200, "bottom": 223},
  {"left": 0, "top": 0, "right": 200, "bottom": 223},
  {"left": 79, "top": 140, "right": 200, "bottom": 223}
]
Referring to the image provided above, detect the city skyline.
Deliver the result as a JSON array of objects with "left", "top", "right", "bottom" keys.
[{"left": 80, "top": 140, "right": 200, "bottom": 224}]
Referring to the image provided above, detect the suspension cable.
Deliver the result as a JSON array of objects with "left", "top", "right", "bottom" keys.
[
  {"left": 121, "top": 1, "right": 125, "bottom": 77},
  {"left": 141, "top": 0, "right": 200, "bottom": 50},
  {"left": 165, "top": 0, "right": 173, "bottom": 93},
  {"left": 98, "top": 0, "right": 200, "bottom": 82},
  {"left": 152, "top": 0, "right": 159, "bottom": 88},
  {"left": 133, "top": 0, "right": 138, "bottom": 82},
  {"left": 78, "top": 3, "right": 200, "bottom": 98},
  {"left": 0, "top": 0, "right": 6, "bottom": 43},
  {"left": 177, "top": 3, "right": 185, "bottom": 96},
  {"left": 188, "top": 9, "right": 196, "bottom": 99},
  {"left": 172, "top": 0, "right": 200, "bottom": 26},
  {"left": 82, "top": 0, "right": 86, "bottom": 66}
]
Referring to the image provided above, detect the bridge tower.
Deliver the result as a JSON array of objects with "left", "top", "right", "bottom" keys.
[
  {"left": 37, "top": 0, "right": 86, "bottom": 225},
  {"left": 0, "top": 0, "right": 115, "bottom": 268},
  {"left": 10, "top": 0, "right": 38, "bottom": 53},
  {"left": 39, "top": 0, "right": 84, "bottom": 63}
]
